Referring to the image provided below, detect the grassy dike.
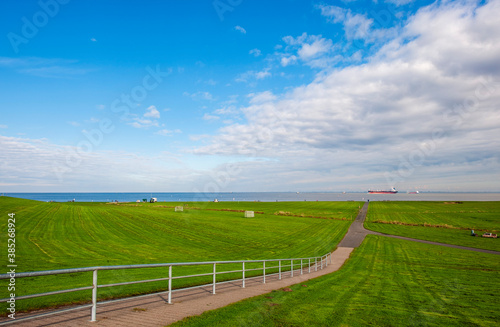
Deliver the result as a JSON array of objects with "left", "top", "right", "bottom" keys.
[
  {"left": 365, "top": 201, "right": 500, "bottom": 251},
  {"left": 172, "top": 201, "right": 500, "bottom": 327},
  {"left": 172, "top": 235, "right": 500, "bottom": 327},
  {"left": 0, "top": 197, "right": 359, "bottom": 312}
]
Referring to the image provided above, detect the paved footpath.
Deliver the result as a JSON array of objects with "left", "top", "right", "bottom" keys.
[{"left": 3, "top": 202, "right": 498, "bottom": 326}]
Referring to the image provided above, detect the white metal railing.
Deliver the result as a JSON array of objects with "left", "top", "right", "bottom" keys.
[{"left": 0, "top": 253, "right": 333, "bottom": 324}]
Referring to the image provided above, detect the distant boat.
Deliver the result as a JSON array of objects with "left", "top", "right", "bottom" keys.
[
  {"left": 408, "top": 191, "right": 419, "bottom": 194},
  {"left": 368, "top": 187, "right": 398, "bottom": 194}
]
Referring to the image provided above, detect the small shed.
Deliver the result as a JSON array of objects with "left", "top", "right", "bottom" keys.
[{"left": 150, "top": 197, "right": 157, "bottom": 203}]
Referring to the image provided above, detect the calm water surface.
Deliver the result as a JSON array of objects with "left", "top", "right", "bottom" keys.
[{"left": 3, "top": 192, "right": 499, "bottom": 202}]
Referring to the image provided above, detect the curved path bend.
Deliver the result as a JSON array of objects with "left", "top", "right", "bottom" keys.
[
  {"left": 4, "top": 202, "right": 499, "bottom": 327},
  {"left": 341, "top": 202, "right": 500, "bottom": 255}
]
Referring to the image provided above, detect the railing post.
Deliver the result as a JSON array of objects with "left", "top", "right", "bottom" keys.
[
  {"left": 308, "top": 258, "right": 311, "bottom": 273},
  {"left": 325, "top": 254, "right": 328, "bottom": 267},
  {"left": 279, "top": 260, "right": 281, "bottom": 280},
  {"left": 168, "top": 265, "right": 172, "bottom": 304},
  {"left": 212, "top": 263, "right": 216, "bottom": 294},
  {"left": 91, "top": 269, "right": 97, "bottom": 322},
  {"left": 321, "top": 256, "right": 324, "bottom": 270},
  {"left": 300, "top": 259, "right": 303, "bottom": 275},
  {"left": 242, "top": 262, "right": 245, "bottom": 288},
  {"left": 291, "top": 259, "right": 293, "bottom": 277},
  {"left": 263, "top": 261, "right": 266, "bottom": 284}
]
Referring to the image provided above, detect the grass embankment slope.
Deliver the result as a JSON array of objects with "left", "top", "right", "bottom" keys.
[
  {"left": 365, "top": 201, "right": 500, "bottom": 251},
  {"left": 173, "top": 235, "right": 500, "bottom": 327},
  {"left": 0, "top": 196, "right": 359, "bottom": 312},
  {"left": 173, "top": 201, "right": 500, "bottom": 327}
]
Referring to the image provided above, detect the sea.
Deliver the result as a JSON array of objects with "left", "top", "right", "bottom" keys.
[{"left": 2, "top": 192, "right": 500, "bottom": 203}]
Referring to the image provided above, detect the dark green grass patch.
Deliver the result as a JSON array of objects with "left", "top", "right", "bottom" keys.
[
  {"left": 172, "top": 235, "right": 500, "bottom": 327},
  {"left": 0, "top": 197, "right": 359, "bottom": 312},
  {"left": 366, "top": 201, "right": 500, "bottom": 251}
]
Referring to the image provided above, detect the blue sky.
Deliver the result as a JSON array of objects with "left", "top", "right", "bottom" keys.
[{"left": 1, "top": 0, "right": 499, "bottom": 192}]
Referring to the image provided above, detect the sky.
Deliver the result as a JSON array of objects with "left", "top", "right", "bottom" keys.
[{"left": 0, "top": 0, "right": 499, "bottom": 193}]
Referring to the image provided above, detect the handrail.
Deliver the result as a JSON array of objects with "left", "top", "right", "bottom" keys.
[{"left": 0, "top": 253, "right": 332, "bottom": 324}]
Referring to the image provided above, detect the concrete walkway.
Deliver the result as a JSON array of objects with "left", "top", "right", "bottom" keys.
[
  {"left": 340, "top": 202, "right": 500, "bottom": 256},
  {"left": 2, "top": 249, "right": 354, "bottom": 327},
  {"left": 4, "top": 202, "right": 498, "bottom": 326}
]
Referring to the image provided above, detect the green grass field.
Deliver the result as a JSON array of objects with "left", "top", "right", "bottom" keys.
[
  {"left": 172, "top": 235, "right": 500, "bottom": 327},
  {"left": 365, "top": 201, "right": 500, "bottom": 251},
  {"left": 0, "top": 197, "right": 359, "bottom": 312},
  {"left": 2, "top": 197, "right": 499, "bottom": 325}
]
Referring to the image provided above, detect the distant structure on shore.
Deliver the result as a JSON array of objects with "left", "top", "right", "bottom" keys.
[{"left": 368, "top": 187, "right": 398, "bottom": 194}]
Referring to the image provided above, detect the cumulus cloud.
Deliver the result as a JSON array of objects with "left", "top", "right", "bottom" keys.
[
  {"left": 317, "top": 5, "right": 373, "bottom": 40},
  {"left": 192, "top": 0, "right": 500, "bottom": 191},
  {"left": 144, "top": 105, "right": 160, "bottom": 119},
  {"left": 279, "top": 33, "right": 337, "bottom": 68},
  {"left": 129, "top": 105, "right": 161, "bottom": 128}
]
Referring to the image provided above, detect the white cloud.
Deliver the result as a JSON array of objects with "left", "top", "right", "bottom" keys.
[
  {"left": 280, "top": 55, "right": 297, "bottom": 67},
  {"left": 255, "top": 68, "right": 271, "bottom": 79},
  {"left": 129, "top": 105, "right": 161, "bottom": 128},
  {"left": 68, "top": 121, "right": 80, "bottom": 127},
  {"left": 90, "top": 37, "right": 97, "bottom": 42},
  {"left": 0, "top": 134, "right": 192, "bottom": 191},
  {"left": 249, "top": 48, "right": 262, "bottom": 57},
  {"left": 317, "top": 5, "right": 373, "bottom": 40},
  {"left": 235, "top": 68, "right": 271, "bottom": 83},
  {"left": 184, "top": 91, "right": 214, "bottom": 101},
  {"left": 203, "top": 113, "right": 220, "bottom": 121},
  {"left": 248, "top": 91, "right": 277, "bottom": 104},
  {"left": 214, "top": 105, "right": 238, "bottom": 115},
  {"left": 192, "top": 0, "right": 500, "bottom": 191},
  {"left": 144, "top": 105, "right": 160, "bottom": 119},
  {"left": 280, "top": 33, "right": 336, "bottom": 68},
  {"left": 297, "top": 37, "right": 333, "bottom": 59},
  {"left": 234, "top": 25, "right": 247, "bottom": 34}
]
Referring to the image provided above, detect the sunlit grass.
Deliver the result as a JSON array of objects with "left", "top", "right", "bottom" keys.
[
  {"left": 366, "top": 201, "right": 500, "bottom": 251},
  {"left": 173, "top": 235, "right": 500, "bottom": 327},
  {"left": 0, "top": 197, "right": 359, "bottom": 312}
]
